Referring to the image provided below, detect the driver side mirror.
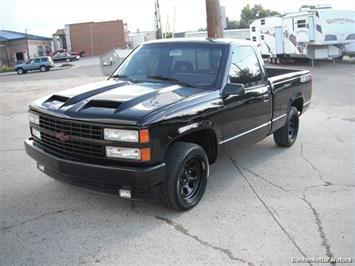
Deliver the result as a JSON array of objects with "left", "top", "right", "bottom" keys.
[{"left": 222, "top": 83, "right": 245, "bottom": 97}]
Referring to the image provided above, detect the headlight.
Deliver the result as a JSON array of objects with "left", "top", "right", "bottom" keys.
[
  {"left": 29, "top": 113, "right": 39, "bottom": 125},
  {"left": 106, "top": 146, "right": 140, "bottom": 160},
  {"left": 104, "top": 128, "right": 138, "bottom": 142},
  {"left": 31, "top": 128, "right": 41, "bottom": 139}
]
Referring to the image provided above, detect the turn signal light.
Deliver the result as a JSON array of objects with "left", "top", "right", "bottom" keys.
[
  {"left": 141, "top": 148, "right": 151, "bottom": 161},
  {"left": 140, "top": 129, "right": 150, "bottom": 143}
]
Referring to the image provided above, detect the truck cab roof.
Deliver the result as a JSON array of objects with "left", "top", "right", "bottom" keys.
[{"left": 144, "top": 38, "right": 253, "bottom": 46}]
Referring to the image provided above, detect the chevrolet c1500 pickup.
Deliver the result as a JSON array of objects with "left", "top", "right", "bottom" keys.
[{"left": 25, "top": 39, "right": 312, "bottom": 211}]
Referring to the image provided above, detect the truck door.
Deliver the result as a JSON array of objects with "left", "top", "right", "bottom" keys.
[
  {"left": 308, "top": 16, "right": 315, "bottom": 42},
  {"left": 221, "top": 45, "right": 272, "bottom": 150}
]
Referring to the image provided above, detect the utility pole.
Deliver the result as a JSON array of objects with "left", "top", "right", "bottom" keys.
[
  {"left": 25, "top": 28, "right": 30, "bottom": 60},
  {"left": 205, "top": 0, "right": 224, "bottom": 38},
  {"left": 154, "top": 0, "right": 162, "bottom": 39}
]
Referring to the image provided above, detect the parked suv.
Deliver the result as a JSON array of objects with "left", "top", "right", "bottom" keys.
[{"left": 15, "top": 56, "right": 54, "bottom": 74}]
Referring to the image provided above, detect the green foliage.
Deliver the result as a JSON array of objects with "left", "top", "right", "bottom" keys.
[
  {"left": 0, "top": 67, "right": 15, "bottom": 73},
  {"left": 226, "top": 17, "right": 239, "bottom": 29},
  {"left": 238, "top": 4, "right": 280, "bottom": 28},
  {"left": 165, "top": 32, "right": 173, "bottom": 38}
]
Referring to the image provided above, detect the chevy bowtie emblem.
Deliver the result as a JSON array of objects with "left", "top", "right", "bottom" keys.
[{"left": 55, "top": 132, "right": 70, "bottom": 142}]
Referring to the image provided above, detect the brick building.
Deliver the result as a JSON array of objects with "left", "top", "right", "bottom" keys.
[
  {"left": 53, "top": 20, "right": 127, "bottom": 57},
  {"left": 0, "top": 30, "right": 52, "bottom": 67}
]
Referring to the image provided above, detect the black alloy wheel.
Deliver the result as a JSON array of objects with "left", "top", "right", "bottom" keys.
[
  {"left": 179, "top": 156, "right": 203, "bottom": 201},
  {"left": 160, "top": 142, "right": 208, "bottom": 211}
]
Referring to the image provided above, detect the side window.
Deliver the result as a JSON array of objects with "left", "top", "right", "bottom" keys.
[
  {"left": 41, "top": 58, "right": 48, "bottom": 63},
  {"left": 297, "top": 19, "right": 307, "bottom": 28},
  {"left": 34, "top": 59, "right": 41, "bottom": 63},
  {"left": 229, "top": 46, "right": 262, "bottom": 87}
]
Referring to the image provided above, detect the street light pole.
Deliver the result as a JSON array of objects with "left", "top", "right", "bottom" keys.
[
  {"left": 205, "top": 0, "right": 224, "bottom": 38},
  {"left": 25, "top": 28, "right": 30, "bottom": 60}
]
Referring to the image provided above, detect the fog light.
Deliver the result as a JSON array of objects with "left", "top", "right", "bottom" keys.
[
  {"left": 119, "top": 189, "right": 131, "bottom": 198},
  {"left": 105, "top": 146, "right": 140, "bottom": 160},
  {"left": 32, "top": 128, "right": 41, "bottom": 139}
]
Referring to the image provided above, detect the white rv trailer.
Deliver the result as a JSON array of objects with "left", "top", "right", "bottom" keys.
[{"left": 250, "top": 6, "right": 355, "bottom": 60}]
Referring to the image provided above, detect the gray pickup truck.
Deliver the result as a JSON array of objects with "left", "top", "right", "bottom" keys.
[{"left": 25, "top": 39, "right": 312, "bottom": 210}]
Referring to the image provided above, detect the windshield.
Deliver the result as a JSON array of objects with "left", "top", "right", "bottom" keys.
[{"left": 112, "top": 42, "right": 226, "bottom": 89}]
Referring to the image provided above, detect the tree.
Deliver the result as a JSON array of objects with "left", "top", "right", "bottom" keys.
[
  {"left": 226, "top": 17, "right": 239, "bottom": 29},
  {"left": 238, "top": 4, "right": 280, "bottom": 28}
]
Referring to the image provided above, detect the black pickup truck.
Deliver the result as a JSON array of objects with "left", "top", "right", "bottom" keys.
[{"left": 25, "top": 39, "right": 312, "bottom": 211}]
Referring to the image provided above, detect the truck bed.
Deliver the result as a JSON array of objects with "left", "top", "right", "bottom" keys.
[{"left": 266, "top": 66, "right": 310, "bottom": 87}]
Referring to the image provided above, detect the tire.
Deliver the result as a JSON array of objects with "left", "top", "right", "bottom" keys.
[
  {"left": 17, "top": 68, "right": 24, "bottom": 74},
  {"left": 66, "top": 58, "right": 70, "bottom": 62},
  {"left": 40, "top": 66, "right": 46, "bottom": 72},
  {"left": 159, "top": 142, "right": 209, "bottom": 211},
  {"left": 45, "top": 67, "right": 50, "bottom": 71},
  {"left": 274, "top": 106, "right": 299, "bottom": 147},
  {"left": 335, "top": 55, "right": 343, "bottom": 62}
]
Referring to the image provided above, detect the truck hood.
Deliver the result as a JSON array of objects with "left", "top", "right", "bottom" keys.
[{"left": 30, "top": 79, "right": 210, "bottom": 125}]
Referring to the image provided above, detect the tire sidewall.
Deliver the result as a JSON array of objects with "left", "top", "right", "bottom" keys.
[
  {"left": 40, "top": 66, "right": 46, "bottom": 72},
  {"left": 286, "top": 107, "right": 299, "bottom": 145},
  {"left": 17, "top": 68, "right": 23, "bottom": 74},
  {"left": 166, "top": 144, "right": 208, "bottom": 210}
]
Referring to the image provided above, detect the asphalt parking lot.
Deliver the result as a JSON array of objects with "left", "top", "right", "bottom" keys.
[{"left": 1, "top": 57, "right": 354, "bottom": 265}]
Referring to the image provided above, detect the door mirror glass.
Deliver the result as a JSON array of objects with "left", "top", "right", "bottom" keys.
[{"left": 223, "top": 83, "right": 245, "bottom": 96}]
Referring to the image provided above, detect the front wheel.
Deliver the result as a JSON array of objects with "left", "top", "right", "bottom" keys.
[
  {"left": 160, "top": 142, "right": 209, "bottom": 211},
  {"left": 40, "top": 66, "right": 46, "bottom": 72},
  {"left": 17, "top": 68, "right": 24, "bottom": 74},
  {"left": 274, "top": 106, "right": 299, "bottom": 147}
]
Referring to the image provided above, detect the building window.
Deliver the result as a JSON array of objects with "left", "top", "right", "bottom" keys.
[
  {"left": 37, "top": 46, "right": 44, "bottom": 56},
  {"left": 261, "top": 19, "right": 265, "bottom": 25},
  {"left": 252, "top": 36, "right": 256, "bottom": 42},
  {"left": 252, "top": 27, "right": 256, "bottom": 32},
  {"left": 261, "top": 35, "right": 264, "bottom": 40}
]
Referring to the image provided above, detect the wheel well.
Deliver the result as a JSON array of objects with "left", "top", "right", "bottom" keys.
[
  {"left": 291, "top": 98, "right": 303, "bottom": 114},
  {"left": 171, "top": 129, "right": 218, "bottom": 164}
]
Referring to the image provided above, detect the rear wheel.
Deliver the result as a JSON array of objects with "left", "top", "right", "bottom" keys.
[
  {"left": 17, "top": 68, "right": 24, "bottom": 74},
  {"left": 160, "top": 142, "right": 208, "bottom": 211},
  {"left": 40, "top": 65, "right": 46, "bottom": 72},
  {"left": 274, "top": 106, "right": 299, "bottom": 147}
]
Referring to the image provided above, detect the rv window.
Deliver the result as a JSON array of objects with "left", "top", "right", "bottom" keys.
[
  {"left": 261, "top": 35, "right": 264, "bottom": 40},
  {"left": 252, "top": 27, "right": 256, "bottom": 32},
  {"left": 325, "top": 34, "right": 337, "bottom": 41},
  {"left": 346, "top": 34, "right": 355, "bottom": 40},
  {"left": 297, "top": 19, "right": 307, "bottom": 28},
  {"left": 316, "top": 25, "right": 322, "bottom": 33},
  {"left": 261, "top": 19, "right": 265, "bottom": 25},
  {"left": 229, "top": 46, "right": 262, "bottom": 87},
  {"left": 252, "top": 37, "right": 256, "bottom": 42}
]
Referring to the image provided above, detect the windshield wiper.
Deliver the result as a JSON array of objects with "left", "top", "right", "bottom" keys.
[
  {"left": 111, "top": 74, "right": 138, "bottom": 83},
  {"left": 146, "top": 75, "right": 195, "bottom": 88}
]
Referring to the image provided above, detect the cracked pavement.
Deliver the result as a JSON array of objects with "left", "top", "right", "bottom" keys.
[{"left": 0, "top": 58, "right": 354, "bottom": 265}]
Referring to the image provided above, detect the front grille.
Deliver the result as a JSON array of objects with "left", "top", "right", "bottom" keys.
[
  {"left": 40, "top": 132, "right": 104, "bottom": 158},
  {"left": 40, "top": 116, "right": 102, "bottom": 139},
  {"left": 35, "top": 114, "right": 105, "bottom": 158}
]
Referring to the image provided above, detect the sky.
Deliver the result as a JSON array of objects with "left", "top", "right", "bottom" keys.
[{"left": 0, "top": 0, "right": 354, "bottom": 37}]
